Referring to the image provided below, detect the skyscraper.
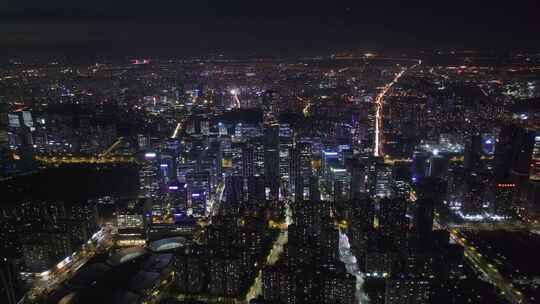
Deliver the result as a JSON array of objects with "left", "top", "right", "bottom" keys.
[{"left": 264, "top": 125, "right": 280, "bottom": 186}]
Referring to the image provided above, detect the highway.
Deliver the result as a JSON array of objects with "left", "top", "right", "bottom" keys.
[
  {"left": 449, "top": 229, "right": 525, "bottom": 304},
  {"left": 98, "top": 137, "right": 124, "bottom": 158},
  {"left": 447, "top": 221, "right": 540, "bottom": 232},
  {"left": 374, "top": 60, "right": 421, "bottom": 157},
  {"left": 35, "top": 155, "right": 135, "bottom": 165},
  {"left": 22, "top": 226, "right": 115, "bottom": 303}
]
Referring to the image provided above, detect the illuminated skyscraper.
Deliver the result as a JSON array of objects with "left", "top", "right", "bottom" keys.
[{"left": 529, "top": 134, "right": 540, "bottom": 182}]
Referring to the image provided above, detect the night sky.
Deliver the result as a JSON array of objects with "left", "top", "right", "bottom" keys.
[{"left": 1, "top": 1, "right": 539, "bottom": 57}]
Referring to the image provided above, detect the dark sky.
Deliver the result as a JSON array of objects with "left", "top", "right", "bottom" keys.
[{"left": 1, "top": 1, "right": 539, "bottom": 58}]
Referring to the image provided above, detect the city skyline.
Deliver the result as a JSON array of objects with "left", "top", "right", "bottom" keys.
[{"left": 2, "top": 2, "right": 540, "bottom": 304}]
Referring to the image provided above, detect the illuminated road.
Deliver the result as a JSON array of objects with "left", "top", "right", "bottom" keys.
[
  {"left": 245, "top": 182, "right": 293, "bottom": 302},
  {"left": 449, "top": 229, "right": 525, "bottom": 304},
  {"left": 99, "top": 137, "right": 124, "bottom": 158},
  {"left": 171, "top": 121, "right": 184, "bottom": 139},
  {"left": 23, "top": 226, "right": 115, "bottom": 303},
  {"left": 339, "top": 231, "right": 368, "bottom": 303},
  {"left": 206, "top": 181, "right": 225, "bottom": 219},
  {"left": 447, "top": 221, "right": 540, "bottom": 232},
  {"left": 35, "top": 155, "right": 135, "bottom": 165},
  {"left": 374, "top": 60, "right": 421, "bottom": 157}
]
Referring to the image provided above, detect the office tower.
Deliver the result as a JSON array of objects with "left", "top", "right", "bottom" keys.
[
  {"left": 329, "top": 167, "right": 350, "bottom": 201},
  {"left": 0, "top": 259, "right": 18, "bottom": 304},
  {"left": 481, "top": 134, "right": 496, "bottom": 155},
  {"left": 378, "top": 198, "right": 407, "bottom": 249},
  {"left": 322, "top": 151, "right": 339, "bottom": 181},
  {"left": 159, "top": 154, "right": 175, "bottom": 185},
  {"left": 264, "top": 125, "right": 280, "bottom": 185},
  {"left": 494, "top": 182, "right": 515, "bottom": 215},
  {"left": 294, "top": 175, "right": 304, "bottom": 202},
  {"left": 262, "top": 90, "right": 280, "bottom": 124},
  {"left": 137, "top": 134, "right": 149, "bottom": 149},
  {"left": 242, "top": 145, "right": 255, "bottom": 178},
  {"left": 494, "top": 126, "right": 516, "bottom": 182},
  {"left": 426, "top": 153, "right": 449, "bottom": 179},
  {"left": 169, "top": 182, "right": 188, "bottom": 214},
  {"left": 529, "top": 133, "right": 540, "bottom": 182},
  {"left": 0, "top": 100, "right": 11, "bottom": 176},
  {"left": 140, "top": 152, "right": 161, "bottom": 199},
  {"left": 14, "top": 111, "right": 36, "bottom": 172},
  {"left": 316, "top": 225, "right": 340, "bottom": 265},
  {"left": 186, "top": 170, "right": 211, "bottom": 217},
  {"left": 290, "top": 141, "right": 313, "bottom": 202},
  {"left": 415, "top": 177, "right": 447, "bottom": 206},
  {"left": 290, "top": 146, "right": 302, "bottom": 200},
  {"left": 248, "top": 175, "right": 266, "bottom": 203},
  {"left": 375, "top": 163, "right": 393, "bottom": 198},
  {"left": 464, "top": 133, "right": 482, "bottom": 174},
  {"left": 507, "top": 128, "right": 535, "bottom": 202},
  {"left": 411, "top": 151, "right": 429, "bottom": 183},
  {"left": 349, "top": 197, "right": 375, "bottom": 256},
  {"left": 279, "top": 124, "right": 293, "bottom": 178},
  {"left": 225, "top": 175, "right": 244, "bottom": 208},
  {"left": 309, "top": 176, "right": 321, "bottom": 202},
  {"left": 414, "top": 198, "right": 434, "bottom": 247},
  {"left": 350, "top": 160, "right": 367, "bottom": 200}
]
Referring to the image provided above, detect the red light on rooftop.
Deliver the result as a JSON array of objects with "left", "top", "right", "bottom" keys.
[{"left": 497, "top": 183, "right": 515, "bottom": 188}]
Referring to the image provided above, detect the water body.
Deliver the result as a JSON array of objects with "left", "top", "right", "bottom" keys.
[{"left": 1, "top": 163, "right": 139, "bottom": 204}]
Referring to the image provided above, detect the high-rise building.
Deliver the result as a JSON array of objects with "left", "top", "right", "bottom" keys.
[
  {"left": 309, "top": 176, "right": 321, "bottom": 202},
  {"left": 242, "top": 145, "right": 255, "bottom": 178},
  {"left": 264, "top": 125, "right": 280, "bottom": 185},
  {"left": 0, "top": 259, "right": 18, "bottom": 304},
  {"left": 248, "top": 175, "right": 266, "bottom": 203},
  {"left": 378, "top": 198, "right": 408, "bottom": 249},
  {"left": 529, "top": 133, "right": 540, "bottom": 182},
  {"left": 225, "top": 175, "right": 244, "bottom": 207},
  {"left": 414, "top": 198, "right": 434, "bottom": 248},
  {"left": 385, "top": 279, "right": 431, "bottom": 304},
  {"left": 494, "top": 182, "right": 515, "bottom": 215},
  {"left": 464, "top": 133, "right": 482, "bottom": 175}
]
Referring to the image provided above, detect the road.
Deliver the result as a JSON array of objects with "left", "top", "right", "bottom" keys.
[
  {"left": 35, "top": 155, "right": 135, "bottom": 165},
  {"left": 245, "top": 181, "right": 293, "bottom": 303},
  {"left": 447, "top": 221, "right": 540, "bottom": 232},
  {"left": 449, "top": 229, "right": 525, "bottom": 304},
  {"left": 206, "top": 181, "right": 225, "bottom": 220},
  {"left": 374, "top": 60, "right": 421, "bottom": 157},
  {"left": 99, "top": 137, "right": 124, "bottom": 158},
  {"left": 22, "top": 226, "right": 115, "bottom": 303},
  {"left": 339, "top": 231, "right": 368, "bottom": 304}
]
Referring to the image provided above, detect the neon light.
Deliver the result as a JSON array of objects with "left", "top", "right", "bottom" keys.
[{"left": 145, "top": 152, "right": 157, "bottom": 158}]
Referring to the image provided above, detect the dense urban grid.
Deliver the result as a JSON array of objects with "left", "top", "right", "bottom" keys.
[{"left": 1, "top": 50, "right": 540, "bottom": 304}]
